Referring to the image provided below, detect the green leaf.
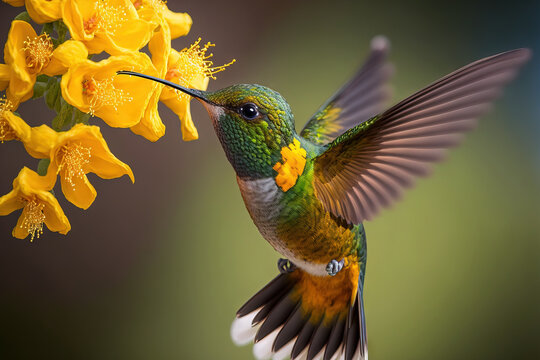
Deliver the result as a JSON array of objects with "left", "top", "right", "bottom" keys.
[
  {"left": 41, "top": 22, "right": 54, "bottom": 36},
  {"left": 52, "top": 98, "right": 73, "bottom": 131},
  {"left": 54, "top": 20, "right": 68, "bottom": 43},
  {"left": 36, "top": 74, "right": 49, "bottom": 83},
  {"left": 37, "top": 159, "right": 50, "bottom": 176},
  {"left": 53, "top": 91, "right": 62, "bottom": 112},
  {"left": 32, "top": 81, "right": 47, "bottom": 99},
  {"left": 45, "top": 78, "right": 60, "bottom": 109},
  {"left": 51, "top": 113, "right": 62, "bottom": 131},
  {"left": 14, "top": 11, "right": 32, "bottom": 24},
  {"left": 73, "top": 108, "right": 91, "bottom": 125},
  {"left": 46, "top": 76, "right": 57, "bottom": 87}
]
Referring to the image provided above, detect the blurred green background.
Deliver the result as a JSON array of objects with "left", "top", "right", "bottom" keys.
[{"left": 0, "top": 0, "right": 538, "bottom": 359}]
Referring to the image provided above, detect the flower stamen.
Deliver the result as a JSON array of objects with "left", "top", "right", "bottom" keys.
[
  {"left": 0, "top": 97, "right": 15, "bottom": 143},
  {"left": 84, "top": 0, "right": 129, "bottom": 35},
  {"left": 22, "top": 33, "right": 53, "bottom": 74},
  {"left": 83, "top": 76, "right": 133, "bottom": 115},
  {"left": 165, "top": 38, "right": 235, "bottom": 101},
  {"left": 20, "top": 197, "right": 45, "bottom": 241},
  {"left": 58, "top": 143, "right": 92, "bottom": 187}
]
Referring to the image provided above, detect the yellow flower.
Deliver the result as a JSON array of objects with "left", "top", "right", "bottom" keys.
[
  {"left": 42, "top": 124, "right": 134, "bottom": 209},
  {"left": 0, "top": 97, "right": 58, "bottom": 158},
  {"left": 128, "top": 0, "right": 192, "bottom": 142},
  {"left": 2, "top": 0, "right": 25, "bottom": 6},
  {"left": 0, "top": 167, "right": 70, "bottom": 241},
  {"left": 3, "top": 0, "right": 62, "bottom": 23},
  {"left": 27, "top": 0, "right": 63, "bottom": 23},
  {"left": 131, "top": 0, "right": 192, "bottom": 39},
  {"left": 273, "top": 139, "right": 307, "bottom": 192},
  {"left": 160, "top": 39, "right": 235, "bottom": 141},
  {"left": 128, "top": 10, "right": 170, "bottom": 142},
  {"left": 62, "top": 0, "right": 155, "bottom": 55},
  {"left": 0, "top": 97, "right": 29, "bottom": 143},
  {"left": 23, "top": 123, "right": 59, "bottom": 158},
  {"left": 0, "top": 20, "right": 88, "bottom": 108},
  {"left": 61, "top": 52, "right": 158, "bottom": 128}
]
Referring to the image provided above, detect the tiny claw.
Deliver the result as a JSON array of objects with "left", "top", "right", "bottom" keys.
[
  {"left": 278, "top": 258, "right": 296, "bottom": 274},
  {"left": 326, "top": 258, "right": 345, "bottom": 276}
]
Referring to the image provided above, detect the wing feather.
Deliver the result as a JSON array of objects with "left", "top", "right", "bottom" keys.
[
  {"left": 300, "top": 36, "right": 393, "bottom": 145},
  {"left": 313, "top": 48, "right": 531, "bottom": 224}
]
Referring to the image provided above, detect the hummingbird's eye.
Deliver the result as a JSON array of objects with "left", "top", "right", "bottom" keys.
[{"left": 239, "top": 103, "right": 259, "bottom": 120}]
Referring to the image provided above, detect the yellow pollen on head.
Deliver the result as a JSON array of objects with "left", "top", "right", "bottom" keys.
[
  {"left": 165, "top": 38, "right": 235, "bottom": 101},
  {"left": 82, "top": 76, "right": 133, "bottom": 115},
  {"left": 84, "top": 0, "right": 129, "bottom": 35},
  {"left": 58, "top": 143, "right": 92, "bottom": 187},
  {"left": 22, "top": 33, "right": 53, "bottom": 74},
  {"left": 0, "top": 97, "right": 15, "bottom": 143},
  {"left": 20, "top": 197, "right": 46, "bottom": 241}
]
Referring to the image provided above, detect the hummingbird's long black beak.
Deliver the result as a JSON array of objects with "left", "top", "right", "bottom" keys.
[{"left": 116, "top": 70, "right": 213, "bottom": 104}]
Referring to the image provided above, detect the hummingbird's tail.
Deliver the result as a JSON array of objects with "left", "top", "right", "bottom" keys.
[{"left": 231, "top": 263, "right": 366, "bottom": 360}]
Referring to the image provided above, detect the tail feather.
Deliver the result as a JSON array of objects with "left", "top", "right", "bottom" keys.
[
  {"left": 231, "top": 263, "right": 366, "bottom": 360},
  {"left": 344, "top": 283, "right": 367, "bottom": 360},
  {"left": 324, "top": 317, "right": 346, "bottom": 360}
]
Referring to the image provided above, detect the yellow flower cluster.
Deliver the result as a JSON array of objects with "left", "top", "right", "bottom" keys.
[
  {"left": 273, "top": 139, "right": 307, "bottom": 192},
  {"left": 0, "top": 0, "right": 233, "bottom": 240}
]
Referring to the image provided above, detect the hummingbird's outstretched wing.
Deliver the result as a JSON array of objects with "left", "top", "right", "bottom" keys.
[
  {"left": 312, "top": 48, "right": 531, "bottom": 225},
  {"left": 300, "top": 36, "right": 393, "bottom": 145}
]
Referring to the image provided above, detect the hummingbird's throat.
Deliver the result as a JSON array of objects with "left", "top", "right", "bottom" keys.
[{"left": 273, "top": 139, "right": 307, "bottom": 192}]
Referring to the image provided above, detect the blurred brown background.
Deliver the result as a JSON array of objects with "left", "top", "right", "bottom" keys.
[{"left": 0, "top": 0, "right": 539, "bottom": 359}]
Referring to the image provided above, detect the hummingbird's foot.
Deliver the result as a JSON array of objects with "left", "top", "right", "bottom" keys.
[
  {"left": 326, "top": 258, "right": 345, "bottom": 276},
  {"left": 278, "top": 258, "right": 296, "bottom": 274}
]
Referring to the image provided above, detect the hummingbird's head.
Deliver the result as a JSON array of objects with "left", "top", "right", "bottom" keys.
[
  {"left": 117, "top": 71, "right": 296, "bottom": 179},
  {"left": 200, "top": 84, "right": 296, "bottom": 178}
]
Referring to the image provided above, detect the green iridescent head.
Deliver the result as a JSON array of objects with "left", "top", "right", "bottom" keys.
[
  {"left": 116, "top": 71, "right": 296, "bottom": 179},
  {"left": 200, "top": 84, "right": 296, "bottom": 178}
]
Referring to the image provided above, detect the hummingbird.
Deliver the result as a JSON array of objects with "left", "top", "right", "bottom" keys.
[{"left": 118, "top": 38, "right": 530, "bottom": 360}]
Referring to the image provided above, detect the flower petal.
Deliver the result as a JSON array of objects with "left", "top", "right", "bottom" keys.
[
  {"left": 148, "top": 19, "right": 171, "bottom": 76},
  {"left": 16, "top": 166, "right": 56, "bottom": 193},
  {"left": 23, "top": 124, "right": 58, "bottom": 158},
  {"left": 160, "top": 96, "right": 199, "bottom": 141},
  {"left": 163, "top": 7, "right": 192, "bottom": 39},
  {"left": 13, "top": 210, "right": 30, "bottom": 239},
  {"left": 7, "top": 75, "right": 34, "bottom": 109},
  {"left": 60, "top": 172, "right": 97, "bottom": 209},
  {"left": 39, "top": 191, "right": 70, "bottom": 234},
  {"left": 0, "top": 189, "right": 24, "bottom": 216},
  {"left": 44, "top": 40, "right": 88, "bottom": 76},
  {"left": 87, "top": 149, "right": 135, "bottom": 182},
  {"left": 130, "top": 85, "right": 164, "bottom": 141},
  {"left": 61, "top": 53, "right": 158, "bottom": 127},
  {"left": 129, "top": 19, "right": 169, "bottom": 141},
  {"left": 4, "top": 21, "right": 37, "bottom": 107},
  {"left": 0, "top": 64, "right": 10, "bottom": 90},
  {"left": 2, "top": 111, "right": 31, "bottom": 142},
  {"left": 4, "top": 0, "right": 25, "bottom": 6},
  {"left": 61, "top": 0, "right": 89, "bottom": 42},
  {"left": 64, "top": 0, "right": 155, "bottom": 55},
  {"left": 2, "top": 167, "right": 64, "bottom": 240},
  {"left": 53, "top": 124, "right": 135, "bottom": 182},
  {"left": 86, "top": 18, "right": 154, "bottom": 55},
  {"left": 26, "top": 0, "right": 63, "bottom": 24}
]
